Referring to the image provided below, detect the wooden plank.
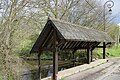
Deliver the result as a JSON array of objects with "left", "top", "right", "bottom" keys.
[
  {"left": 61, "top": 42, "right": 68, "bottom": 50},
  {"left": 65, "top": 41, "right": 73, "bottom": 49},
  {"left": 75, "top": 41, "right": 82, "bottom": 47},
  {"left": 72, "top": 41, "right": 79, "bottom": 48},
  {"left": 69, "top": 41, "right": 77, "bottom": 49},
  {"left": 82, "top": 42, "right": 87, "bottom": 47},
  {"left": 75, "top": 41, "right": 83, "bottom": 48}
]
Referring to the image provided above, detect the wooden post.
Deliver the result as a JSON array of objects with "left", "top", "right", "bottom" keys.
[
  {"left": 91, "top": 50, "right": 93, "bottom": 62},
  {"left": 103, "top": 42, "right": 106, "bottom": 59},
  {"left": 38, "top": 53, "right": 41, "bottom": 80},
  {"left": 87, "top": 48, "right": 90, "bottom": 64},
  {"left": 52, "top": 29, "right": 58, "bottom": 80},
  {"left": 87, "top": 43, "right": 90, "bottom": 64},
  {"left": 53, "top": 49, "right": 58, "bottom": 80},
  {"left": 72, "top": 50, "right": 76, "bottom": 67}
]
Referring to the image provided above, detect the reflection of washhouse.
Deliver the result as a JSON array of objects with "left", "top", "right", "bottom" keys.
[
  {"left": 21, "top": 63, "right": 75, "bottom": 80},
  {"left": 20, "top": 65, "right": 52, "bottom": 79},
  {"left": 47, "top": 64, "right": 73, "bottom": 77},
  {"left": 47, "top": 65, "right": 53, "bottom": 77}
]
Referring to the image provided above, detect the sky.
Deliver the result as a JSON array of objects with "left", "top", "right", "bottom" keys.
[
  {"left": 0, "top": 0, "right": 120, "bottom": 24},
  {"left": 102, "top": 0, "right": 120, "bottom": 24}
]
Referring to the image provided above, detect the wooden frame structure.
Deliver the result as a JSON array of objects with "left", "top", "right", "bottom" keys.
[{"left": 30, "top": 18, "right": 114, "bottom": 80}]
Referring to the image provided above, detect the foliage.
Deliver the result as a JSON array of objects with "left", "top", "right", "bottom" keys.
[
  {"left": 41, "top": 51, "right": 53, "bottom": 59},
  {"left": 0, "top": 0, "right": 119, "bottom": 79},
  {"left": 19, "top": 34, "right": 39, "bottom": 57},
  {"left": 59, "top": 51, "right": 73, "bottom": 60}
]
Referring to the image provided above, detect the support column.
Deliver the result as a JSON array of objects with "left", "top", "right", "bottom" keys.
[
  {"left": 87, "top": 48, "right": 90, "bottom": 64},
  {"left": 53, "top": 49, "right": 58, "bottom": 80},
  {"left": 52, "top": 29, "right": 58, "bottom": 80},
  {"left": 91, "top": 50, "right": 93, "bottom": 62},
  {"left": 38, "top": 53, "right": 41, "bottom": 80},
  {"left": 72, "top": 50, "right": 76, "bottom": 67},
  {"left": 87, "top": 43, "right": 90, "bottom": 64},
  {"left": 103, "top": 42, "right": 106, "bottom": 59}
]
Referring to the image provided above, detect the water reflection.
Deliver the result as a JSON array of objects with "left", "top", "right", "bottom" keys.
[{"left": 21, "top": 62, "right": 81, "bottom": 80}]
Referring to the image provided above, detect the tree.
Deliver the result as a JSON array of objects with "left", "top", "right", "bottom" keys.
[{"left": 0, "top": 0, "right": 33, "bottom": 79}]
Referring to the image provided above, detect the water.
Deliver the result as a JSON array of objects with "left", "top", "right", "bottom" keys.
[{"left": 21, "top": 62, "right": 78, "bottom": 80}]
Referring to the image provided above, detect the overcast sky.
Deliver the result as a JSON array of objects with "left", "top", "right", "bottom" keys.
[
  {"left": 112, "top": 0, "right": 120, "bottom": 24},
  {"left": 101, "top": 0, "right": 120, "bottom": 24}
]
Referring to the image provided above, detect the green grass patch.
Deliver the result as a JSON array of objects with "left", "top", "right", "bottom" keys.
[
  {"left": 107, "top": 47, "right": 120, "bottom": 57},
  {"left": 95, "top": 44, "right": 120, "bottom": 58}
]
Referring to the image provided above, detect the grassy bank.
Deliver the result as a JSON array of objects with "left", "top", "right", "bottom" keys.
[{"left": 96, "top": 44, "right": 120, "bottom": 58}]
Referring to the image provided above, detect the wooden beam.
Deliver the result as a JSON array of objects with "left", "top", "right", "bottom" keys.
[
  {"left": 66, "top": 41, "right": 74, "bottom": 49},
  {"left": 60, "top": 47, "right": 87, "bottom": 51},
  {"left": 72, "top": 41, "right": 80, "bottom": 48},
  {"left": 75, "top": 47, "right": 88, "bottom": 50},
  {"left": 91, "top": 42, "right": 101, "bottom": 50},
  {"left": 69, "top": 41, "right": 77, "bottom": 49},
  {"left": 75, "top": 41, "right": 83, "bottom": 48},
  {"left": 75, "top": 42, "right": 85, "bottom": 49},
  {"left": 39, "top": 47, "right": 54, "bottom": 52},
  {"left": 95, "top": 46, "right": 103, "bottom": 48},
  {"left": 61, "top": 41, "right": 69, "bottom": 50},
  {"left": 57, "top": 40, "right": 66, "bottom": 47}
]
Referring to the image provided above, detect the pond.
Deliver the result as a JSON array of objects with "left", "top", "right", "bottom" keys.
[{"left": 21, "top": 60, "right": 83, "bottom": 80}]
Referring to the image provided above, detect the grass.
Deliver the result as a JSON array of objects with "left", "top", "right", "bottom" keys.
[
  {"left": 95, "top": 44, "right": 120, "bottom": 58},
  {"left": 107, "top": 46, "right": 120, "bottom": 57}
]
